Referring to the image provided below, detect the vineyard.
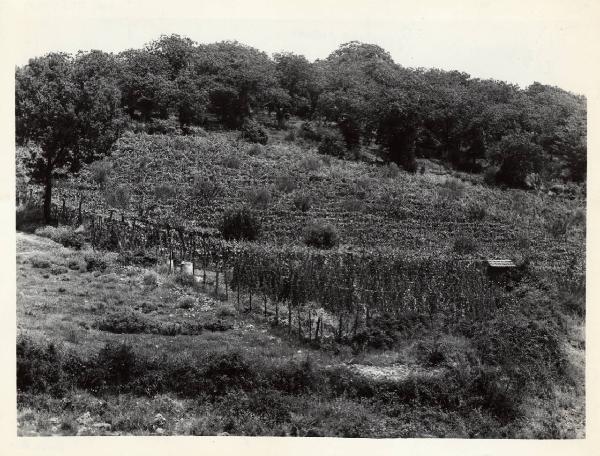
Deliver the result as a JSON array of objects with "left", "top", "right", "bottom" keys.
[
  {"left": 51, "top": 131, "right": 585, "bottom": 273},
  {"left": 44, "top": 125, "right": 584, "bottom": 345}
]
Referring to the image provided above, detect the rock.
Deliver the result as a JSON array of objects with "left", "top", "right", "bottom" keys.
[
  {"left": 76, "top": 426, "right": 91, "bottom": 436},
  {"left": 153, "top": 413, "right": 166, "bottom": 427},
  {"left": 155, "top": 427, "right": 164, "bottom": 435},
  {"left": 92, "top": 422, "right": 112, "bottom": 431},
  {"left": 77, "top": 412, "right": 93, "bottom": 426}
]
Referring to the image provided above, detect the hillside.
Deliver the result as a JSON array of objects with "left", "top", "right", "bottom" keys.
[{"left": 57, "top": 130, "right": 585, "bottom": 274}]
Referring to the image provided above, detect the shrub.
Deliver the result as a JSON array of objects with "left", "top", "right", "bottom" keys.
[
  {"left": 192, "top": 176, "right": 222, "bottom": 202},
  {"left": 298, "top": 121, "right": 325, "bottom": 142},
  {"left": 142, "top": 271, "right": 158, "bottom": 287},
  {"left": 284, "top": 129, "right": 297, "bottom": 142},
  {"left": 146, "top": 117, "right": 179, "bottom": 135},
  {"left": 293, "top": 193, "right": 312, "bottom": 212},
  {"left": 96, "top": 310, "right": 149, "bottom": 334},
  {"left": 89, "top": 160, "right": 112, "bottom": 188},
  {"left": 318, "top": 130, "right": 346, "bottom": 158},
  {"left": 105, "top": 185, "right": 130, "bottom": 212},
  {"left": 484, "top": 166, "right": 499, "bottom": 186},
  {"left": 466, "top": 201, "right": 487, "bottom": 221},
  {"left": 30, "top": 254, "right": 52, "bottom": 268},
  {"left": 546, "top": 213, "right": 571, "bottom": 238},
  {"left": 35, "top": 225, "right": 84, "bottom": 250},
  {"left": 341, "top": 198, "right": 364, "bottom": 212},
  {"left": 84, "top": 253, "right": 108, "bottom": 272},
  {"left": 222, "top": 154, "right": 241, "bottom": 169},
  {"left": 117, "top": 250, "right": 158, "bottom": 267},
  {"left": 453, "top": 236, "right": 477, "bottom": 254},
  {"left": 177, "top": 296, "right": 196, "bottom": 309},
  {"left": 300, "top": 156, "right": 321, "bottom": 172},
  {"left": 17, "top": 335, "right": 64, "bottom": 395},
  {"left": 494, "top": 133, "right": 544, "bottom": 188},
  {"left": 240, "top": 119, "right": 268, "bottom": 145},
  {"left": 247, "top": 144, "right": 264, "bottom": 156},
  {"left": 16, "top": 203, "right": 44, "bottom": 232},
  {"left": 247, "top": 187, "right": 272, "bottom": 209},
  {"left": 275, "top": 174, "right": 296, "bottom": 193},
  {"left": 174, "top": 271, "right": 197, "bottom": 288},
  {"left": 219, "top": 208, "right": 261, "bottom": 241},
  {"left": 154, "top": 183, "right": 176, "bottom": 201},
  {"left": 303, "top": 222, "right": 339, "bottom": 249},
  {"left": 381, "top": 162, "right": 400, "bottom": 178},
  {"left": 439, "top": 178, "right": 465, "bottom": 200}
]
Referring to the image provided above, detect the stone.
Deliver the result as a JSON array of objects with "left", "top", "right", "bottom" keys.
[
  {"left": 92, "top": 422, "right": 112, "bottom": 431},
  {"left": 76, "top": 411, "right": 93, "bottom": 426},
  {"left": 153, "top": 413, "right": 166, "bottom": 427}
]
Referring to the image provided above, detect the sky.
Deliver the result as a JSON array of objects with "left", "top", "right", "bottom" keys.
[{"left": 2, "top": 0, "right": 599, "bottom": 96}]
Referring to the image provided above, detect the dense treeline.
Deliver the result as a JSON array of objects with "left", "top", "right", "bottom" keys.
[{"left": 16, "top": 34, "right": 586, "bottom": 222}]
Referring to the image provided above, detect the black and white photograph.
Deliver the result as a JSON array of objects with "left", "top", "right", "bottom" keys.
[{"left": 3, "top": 0, "right": 597, "bottom": 448}]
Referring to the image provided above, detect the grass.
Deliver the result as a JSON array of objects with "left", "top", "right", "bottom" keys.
[{"left": 16, "top": 231, "right": 584, "bottom": 437}]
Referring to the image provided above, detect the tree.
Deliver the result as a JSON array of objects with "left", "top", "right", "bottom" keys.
[
  {"left": 15, "top": 52, "right": 123, "bottom": 222},
  {"left": 493, "top": 132, "right": 544, "bottom": 188}
]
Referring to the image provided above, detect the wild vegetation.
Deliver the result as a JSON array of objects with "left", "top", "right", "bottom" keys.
[{"left": 15, "top": 34, "right": 586, "bottom": 438}]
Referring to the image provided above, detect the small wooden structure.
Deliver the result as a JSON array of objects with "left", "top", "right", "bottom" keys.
[{"left": 486, "top": 258, "right": 523, "bottom": 284}]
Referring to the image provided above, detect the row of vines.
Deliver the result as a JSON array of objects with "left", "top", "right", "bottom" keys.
[{"left": 54, "top": 204, "right": 517, "bottom": 343}]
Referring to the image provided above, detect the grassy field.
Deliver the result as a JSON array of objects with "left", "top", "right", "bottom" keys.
[{"left": 17, "top": 231, "right": 584, "bottom": 437}]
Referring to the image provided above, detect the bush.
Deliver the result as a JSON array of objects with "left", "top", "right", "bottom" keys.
[
  {"left": 96, "top": 310, "right": 149, "bottom": 334},
  {"left": 240, "top": 119, "right": 268, "bottom": 145},
  {"left": 30, "top": 254, "right": 52, "bottom": 268},
  {"left": 35, "top": 225, "right": 84, "bottom": 250},
  {"left": 84, "top": 253, "right": 108, "bottom": 272},
  {"left": 275, "top": 174, "right": 296, "bottom": 193},
  {"left": 318, "top": 130, "right": 346, "bottom": 158},
  {"left": 293, "top": 193, "right": 312, "bottom": 212},
  {"left": 466, "top": 201, "right": 487, "bottom": 221},
  {"left": 453, "top": 236, "right": 477, "bottom": 254},
  {"left": 192, "top": 175, "right": 222, "bottom": 202},
  {"left": 219, "top": 208, "right": 261, "bottom": 241},
  {"left": 303, "top": 222, "right": 339, "bottom": 249},
  {"left": 298, "top": 121, "right": 326, "bottom": 142},
  {"left": 142, "top": 271, "right": 158, "bottom": 287},
  {"left": 247, "top": 187, "right": 272, "bottom": 209},
  {"left": 177, "top": 296, "right": 196, "bottom": 309},
  {"left": 17, "top": 335, "right": 64, "bottom": 395},
  {"left": 146, "top": 117, "right": 179, "bottom": 135},
  {"left": 341, "top": 198, "right": 364, "bottom": 212},
  {"left": 117, "top": 250, "right": 158, "bottom": 267},
  {"left": 484, "top": 166, "right": 499, "bottom": 186},
  {"left": 16, "top": 203, "right": 44, "bottom": 232},
  {"left": 89, "top": 160, "right": 112, "bottom": 188},
  {"left": 222, "top": 154, "right": 241, "bottom": 169},
  {"left": 300, "top": 156, "right": 321, "bottom": 172},
  {"left": 546, "top": 213, "right": 571, "bottom": 238},
  {"left": 494, "top": 134, "right": 544, "bottom": 189},
  {"left": 154, "top": 183, "right": 176, "bottom": 201},
  {"left": 284, "top": 129, "right": 297, "bottom": 142},
  {"left": 439, "top": 178, "right": 465, "bottom": 200},
  {"left": 247, "top": 144, "right": 264, "bottom": 156},
  {"left": 381, "top": 162, "right": 400, "bottom": 179}
]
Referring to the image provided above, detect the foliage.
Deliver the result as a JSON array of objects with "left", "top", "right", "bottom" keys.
[
  {"left": 35, "top": 225, "right": 84, "bottom": 250},
  {"left": 240, "top": 119, "right": 268, "bottom": 145},
  {"left": 219, "top": 207, "right": 261, "bottom": 241},
  {"left": 303, "top": 222, "right": 339, "bottom": 249}
]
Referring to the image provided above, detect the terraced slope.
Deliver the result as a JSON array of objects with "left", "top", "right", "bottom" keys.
[{"left": 58, "top": 131, "right": 585, "bottom": 271}]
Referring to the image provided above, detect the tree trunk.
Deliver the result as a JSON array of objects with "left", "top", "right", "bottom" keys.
[{"left": 43, "top": 172, "right": 53, "bottom": 223}]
